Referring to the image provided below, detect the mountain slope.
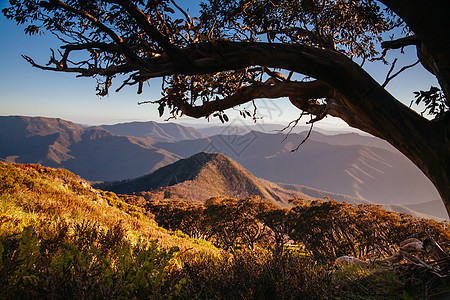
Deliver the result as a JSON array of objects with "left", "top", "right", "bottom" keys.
[
  {"left": 404, "top": 199, "right": 449, "bottom": 220},
  {"left": 99, "top": 152, "right": 441, "bottom": 219},
  {"left": 91, "top": 121, "right": 208, "bottom": 141},
  {"left": 0, "top": 116, "right": 84, "bottom": 164},
  {"left": 153, "top": 131, "right": 440, "bottom": 205},
  {"left": 100, "top": 152, "right": 311, "bottom": 206},
  {"left": 0, "top": 116, "right": 181, "bottom": 181}
]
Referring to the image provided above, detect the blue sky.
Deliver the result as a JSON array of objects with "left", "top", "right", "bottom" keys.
[{"left": 0, "top": 0, "right": 438, "bottom": 127}]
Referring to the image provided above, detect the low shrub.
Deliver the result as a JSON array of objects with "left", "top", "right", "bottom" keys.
[{"left": 0, "top": 221, "right": 183, "bottom": 299}]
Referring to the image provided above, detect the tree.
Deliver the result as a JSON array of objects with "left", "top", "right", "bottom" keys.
[
  {"left": 259, "top": 206, "right": 293, "bottom": 256},
  {"left": 146, "top": 198, "right": 206, "bottom": 239},
  {"left": 203, "top": 196, "right": 267, "bottom": 250},
  {"left": 288, "top": 200, "right": 450, "bottom": 263},
  {"left": 3, "top": 0, "right": 449, "bottom": 215}
]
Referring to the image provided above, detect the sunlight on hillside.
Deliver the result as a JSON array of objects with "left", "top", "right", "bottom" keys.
[{"left": 1, "top": 162, "right": 448, "bottom": 298}]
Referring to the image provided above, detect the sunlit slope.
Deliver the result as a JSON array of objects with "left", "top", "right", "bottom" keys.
[
  {"left": 0, "top": 161, "right": 218, "bottom": 254},
  {"left": 101, "top": 152, "right": 309, "bottom": 206}
]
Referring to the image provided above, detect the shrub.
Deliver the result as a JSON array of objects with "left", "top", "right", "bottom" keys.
[
  {"left": 0, "top": 221, "right": 183, "bottom": 299},
  {"left": 172, "top": 250, "right": 331, "bottom": 299}
]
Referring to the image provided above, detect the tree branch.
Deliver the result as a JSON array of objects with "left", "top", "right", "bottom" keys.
[
  {"left": 22, "top": 54, "right": 136, "bottom": 77},
  {"left": 381, "top": 35, "right": 420, "bottom": 50},
  {"left": 108, "top": 0, "right": 194, "bottom": 70},
  {"left": 24, "top": 38, "right": 434, "bottom": 175},
  {"left": 171, "top": 80, "right": 334, "bottom": 118},
  {"left": 382, "top": 59, "right": 420, "bottom": 88},
  {"left": 42, "top": 0, "right": 145, "bottom": 68}
]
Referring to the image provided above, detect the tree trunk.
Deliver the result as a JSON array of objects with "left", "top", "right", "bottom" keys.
[
  {"left": 329, "top": 59, "right": 450, "bottom": 218},
  {"left": 373, "top": 0, "right": 450, "bottom": 216}
]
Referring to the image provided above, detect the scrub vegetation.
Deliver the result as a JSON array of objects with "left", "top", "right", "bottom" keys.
[{"left": 1, "top": 162, "right": 449, "bottom": 299}]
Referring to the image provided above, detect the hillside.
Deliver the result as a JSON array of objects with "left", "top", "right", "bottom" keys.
[
  {"left": 0, "top": 116, "right": 181, "bottom": 181},
  {"left": 0, "top": 161, "right": 217, "bottom": 253},
  {"left": 1, "top": 163, "right": 448, "bottom": 299},
  {"left": 98, "top": 152, "right": 440, "bottom": 219},
  {"left": 99, "top": 152, "right": 309, "bottom": 206},
  {"left": 153, "top": 131, "right": 440, "bottom": 205},
  {"left": 90, "top": 121, "right": 208, "bottom": 141}
]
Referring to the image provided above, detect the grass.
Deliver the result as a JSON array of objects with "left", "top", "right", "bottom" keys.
[{"left": 0, "top": 161, "right": 219, "bottom": 254}]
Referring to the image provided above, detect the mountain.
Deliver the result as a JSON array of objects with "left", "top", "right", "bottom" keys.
[
  {"left": 302, "top": 131, "right": 396, "bottom": 151},
  {"left": 99, "top": 152, "right": 305, "bottom": 206},
  {"left": 0, "top": 116, "right": 181, "bottom": 181},
  {"left": 404, "top": 199, "right": 449, "bottom": 220},
  {"left": 98, "top": 152, "right": 441, "bottom": 219},
  {"left": 152, "top": 131, "right": 440, "bottom": 205},
  {"left": 0, "top": 115, "right": 84, "bottom": 163},
  {"left": 193, "top": 122, "right": 395, "bottom": 151},
  {"left": 90, "top": 121, "right": 208, "bottom": 142}
]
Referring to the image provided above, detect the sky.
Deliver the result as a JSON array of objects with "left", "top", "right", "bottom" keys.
[{"left": 0, "top": 0, "right": 438, "bottom": 128}]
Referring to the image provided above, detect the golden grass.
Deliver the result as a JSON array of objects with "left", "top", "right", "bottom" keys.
[{"left": 0, "top": 162, "right": 219, "bottom": 256}]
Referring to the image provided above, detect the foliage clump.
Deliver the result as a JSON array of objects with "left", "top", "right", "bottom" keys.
[
  {"left": 138, "top": 195, "right": 449, "bottom": 263},
  {"left": 0, "top": 221, "right": 183, "bottom": 299}
]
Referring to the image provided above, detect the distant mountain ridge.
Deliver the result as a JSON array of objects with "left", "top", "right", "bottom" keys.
[
  {"left": 0, "top": 116, "right": 441, "bottom": 210},
  {"left": 0, "top": 116, "right": 181, "bottom": 181},
  {"left": 89, "top": 121, "right": 208, "bottom": 142},
  {"left": 152, "top": 131, "right": 440, "bottom": 205}
]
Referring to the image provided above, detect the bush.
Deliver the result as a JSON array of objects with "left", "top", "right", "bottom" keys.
[
  {"left": 172, "top": 250, "right": 331, "bottom": 299},
  {"left": 0, "top": 221, "right": 182, "bottom": 299}
]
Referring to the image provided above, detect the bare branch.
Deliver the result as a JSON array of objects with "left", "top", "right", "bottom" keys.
[
  {"left": 291, "top": 122, "right": 314, "bottom": 152},
  {"left": 382, "top": 59, "right": 420, "bottom": 87},
  {"left": 279, "top": 112, "right": 305, "bottom": 143},
  {"left": 22, "top": 54, "right": 136, "bottom": 77}
]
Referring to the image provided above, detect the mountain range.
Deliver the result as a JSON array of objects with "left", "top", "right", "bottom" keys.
[
  {"left": 98, "top": 152, "right": 443, "bottom": 220},
  {"left": 0, "top": 116, "right": 181, "bottom": 181},
  {"left": 0, "top": 115, "right": 445, "bottom": 218},
  {"left": 151, "top": 131, "right": 440, "bottom": 206},
  {"left": 89, "top": 121, "right": 208, "bottom": 142}
]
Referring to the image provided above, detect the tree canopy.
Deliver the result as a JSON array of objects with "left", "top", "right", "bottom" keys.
[{"left": 2, "top": 0, "right": 449, "bottom": 215}]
